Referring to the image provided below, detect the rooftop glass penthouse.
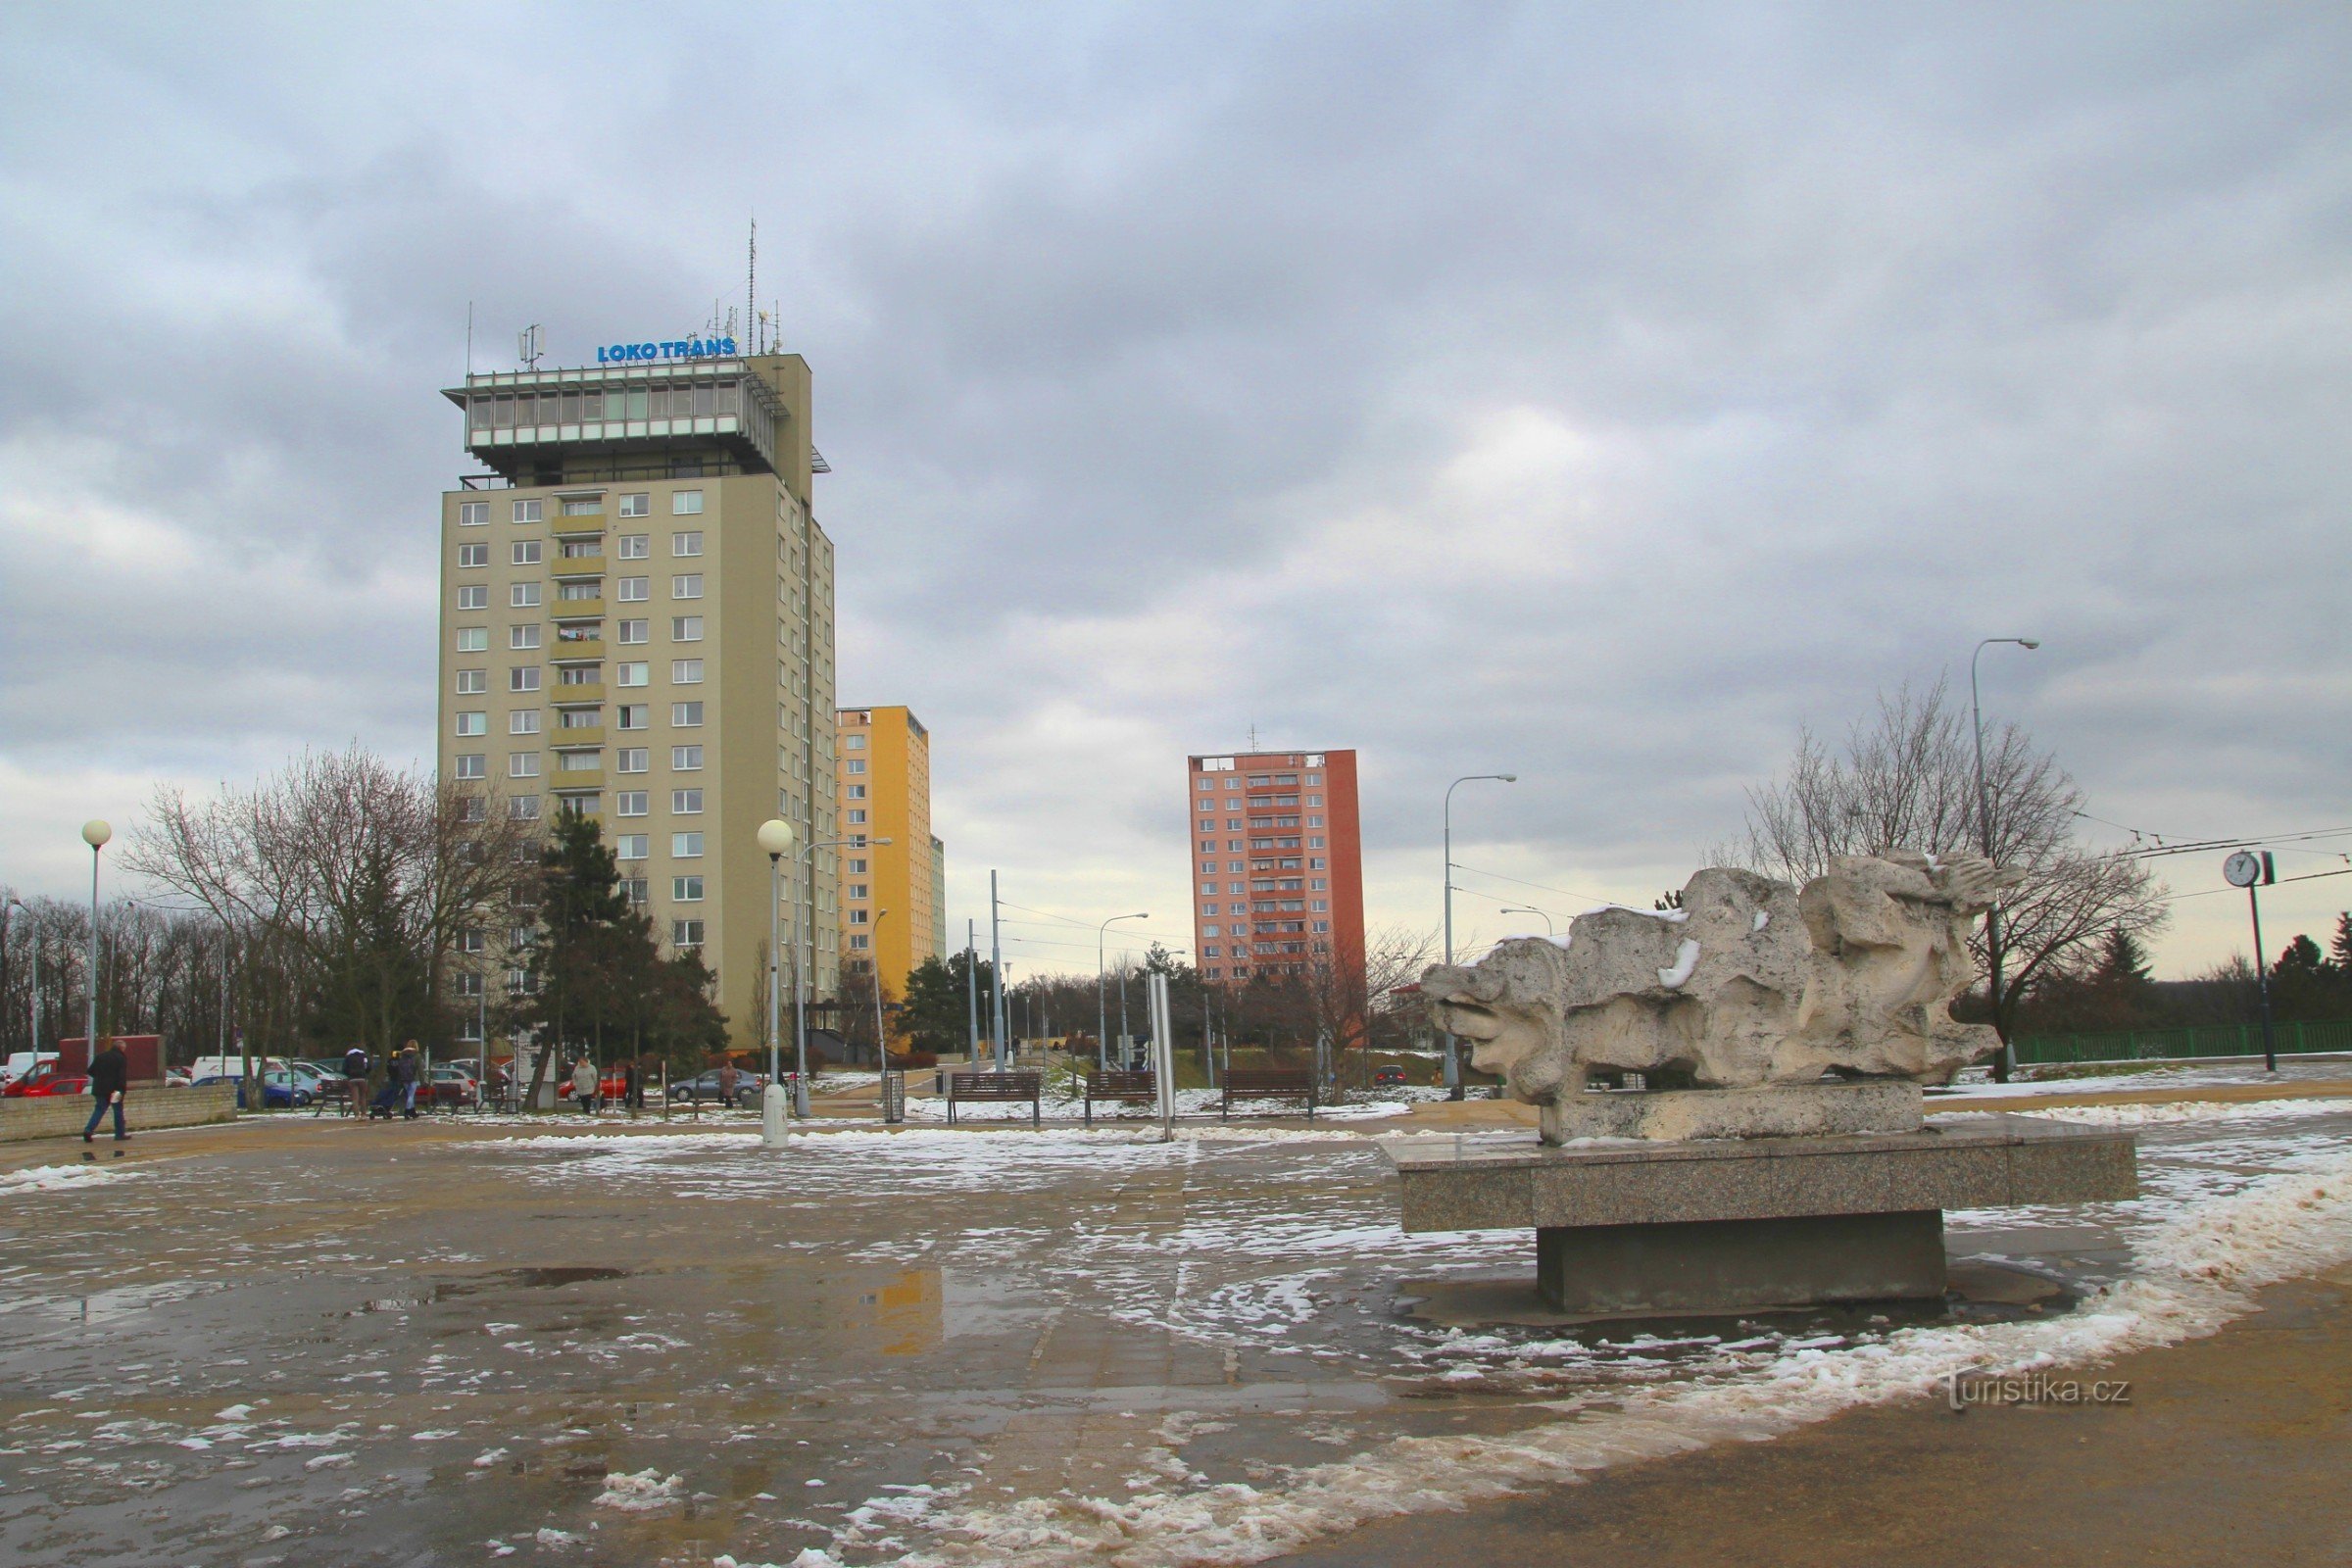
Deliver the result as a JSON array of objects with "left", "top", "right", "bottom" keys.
[{"left": 443, "top": 358, "right": 798, "bottom": 486}]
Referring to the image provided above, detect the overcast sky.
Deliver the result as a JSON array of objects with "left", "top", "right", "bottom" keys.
[{"left": 3, "top": 3, "right": 2347, "bottom": 978}]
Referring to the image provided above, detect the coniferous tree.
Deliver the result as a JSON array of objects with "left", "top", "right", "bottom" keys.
[
  {"left": 519, "top": 810, "right": 632, "bottom": 1104},
  {"left": 2090, "top": 927, "right": 2154, "bottom": 988}
]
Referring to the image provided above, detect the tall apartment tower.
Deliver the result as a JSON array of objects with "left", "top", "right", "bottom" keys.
[
  {"left": 437, "top": 348, "right": 840, "bottom": 1052},
  {"left": 1186, "top": 749, "right": 1365, "bottom": 991},
  {"left": 834, "top": 705, "right": 942, "bottom": 993}
]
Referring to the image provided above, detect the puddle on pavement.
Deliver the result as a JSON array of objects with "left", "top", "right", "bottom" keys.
[{"left": 340, "top": 1265, "right": 636, "bottom": 1314}]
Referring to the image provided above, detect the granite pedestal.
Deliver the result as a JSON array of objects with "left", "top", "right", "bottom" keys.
[{"left": 1383, "top": 1113, "right": 2137, "bottom": 1315}]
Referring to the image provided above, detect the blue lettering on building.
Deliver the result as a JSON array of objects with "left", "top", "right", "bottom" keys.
[{"left": 595, "top": 336, "right": 740, "bottom": 366}]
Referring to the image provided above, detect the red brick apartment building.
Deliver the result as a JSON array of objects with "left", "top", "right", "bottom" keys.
[{"left": 1186, "top": 749, "right": 1365, "bottom": 991}]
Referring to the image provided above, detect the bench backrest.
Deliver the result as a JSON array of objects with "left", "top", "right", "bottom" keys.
[
  {"left": 949, "top": 1071, "right": 1042, "bottom": 1098},
  {"left": 1087, "top": 1071, "right": 1156, "bottom": 1095},
  {"left": 1224, "top": 1069, "right": 1314, "bottom": 1093}
]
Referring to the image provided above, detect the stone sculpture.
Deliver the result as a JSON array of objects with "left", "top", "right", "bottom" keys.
[{"left": 1419, "top": 853, "right": 2021, "bottom": 1141}]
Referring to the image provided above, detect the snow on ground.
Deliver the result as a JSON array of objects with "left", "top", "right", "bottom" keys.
[
  {"left": 0, "top": 1162, "right": 140, "bottom": 1194},
  {"left": 866, "top": 1138, "right": 2352, "bottom": 1568},
  {"left": 1985, "top": 1098, "right": 2352, "bottom": 1127},
  {"left": 1932, "top": 1059, "right": 2352, "bottom": 1101}
]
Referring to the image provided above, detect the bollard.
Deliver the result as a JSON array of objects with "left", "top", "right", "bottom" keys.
[{"left": 761, "top": 1081, "right": 789, "bottom": 1147}]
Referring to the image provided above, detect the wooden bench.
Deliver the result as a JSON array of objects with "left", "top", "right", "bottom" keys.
[
  {"left": 946, "top": 1070, "right": 1043, "bottom": 1126},
  {"left": 1083, "top": 1069, "right": 1157, "bottom": 1125},
  {"left": 1221, "top": 1068, "right": 1317, "bottom": 1120}
]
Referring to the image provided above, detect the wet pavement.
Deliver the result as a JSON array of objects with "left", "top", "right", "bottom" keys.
[{"left": 1, "top": 1086, "right": 2348, "bottom": 1566}]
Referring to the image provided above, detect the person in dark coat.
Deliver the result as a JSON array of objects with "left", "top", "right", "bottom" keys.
[
  {"left": 621, "top": 1058, "right": 642, "bottom": 1111},
  {"left": 83, "top": 1041, "right": 129, "bottom": 1143},
  {"left": 341, "top": 1045, "right": 369, "bottom": 1117}
]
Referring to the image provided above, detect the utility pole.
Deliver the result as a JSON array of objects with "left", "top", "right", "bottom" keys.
[
  {"left": 964, "top": 919, "right": 979, "bottom": 1062},
  {"left": 989, "top": 871, "right": 1007, "bottom": 1070},
  {"left": 1972, "top": 636, "right": 2040, "bottom": 1081}
]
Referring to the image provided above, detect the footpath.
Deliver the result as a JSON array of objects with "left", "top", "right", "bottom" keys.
[{"left": 1280, "top": 1258, "right": 2352, "bottom": 1568}]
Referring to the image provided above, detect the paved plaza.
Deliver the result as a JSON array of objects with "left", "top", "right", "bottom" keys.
[{"left": 2, "top": 1068, "right": 2350, "bottom": 1566}]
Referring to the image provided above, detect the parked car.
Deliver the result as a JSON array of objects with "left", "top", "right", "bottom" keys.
[
  {"left": 286, "top": 1061, "right": 346, "bottom": 1099},
  {"left": 3, "top": 1065, "right": 88, "bottom": 1098},
  {"left": 667, "top": 1068, "right": 764, "bottom": 1108},
  {"left": 1373, "top": 1066, "right": 1408, "bottom": 1087},
  {"left": 418, "top": 1065, "right": 479, "bottom": 1108},
  {"left": 192, "top": 1071, "right": 312, "bottom": 1109},
  {"left": 166, "top": 1067, "right": 193, "bottom": 1088}
]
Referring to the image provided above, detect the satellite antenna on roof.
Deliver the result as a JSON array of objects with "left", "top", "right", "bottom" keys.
[{"left": 516, "top": 323, "right": 543, "bottom": 369}]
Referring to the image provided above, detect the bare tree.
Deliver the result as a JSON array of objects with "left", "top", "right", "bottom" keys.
[
  {"left": 125, "top": 745, "right": 535, "bottom": 1071},
  {"left": 1728, "top": 678, "right": 2168, "bottom": 1076}
]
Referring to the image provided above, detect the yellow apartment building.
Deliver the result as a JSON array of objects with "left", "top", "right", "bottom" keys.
[{"left": 834, "top": 706, "right": 942, "bottom": 994}]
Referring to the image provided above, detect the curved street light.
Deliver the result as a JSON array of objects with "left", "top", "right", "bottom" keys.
[
  {"left": 1442, "top": 776, "right": 1513, "bottom": 1100},
  {"left": 1500, "top": 906, "right": 1554, "bottom": 937},
  {"left": 760, "top": 823, "right": 892, "bottom": 1115},
  {"left": 1097, "top": 912, "right": 1150, "bottom": 1072}
]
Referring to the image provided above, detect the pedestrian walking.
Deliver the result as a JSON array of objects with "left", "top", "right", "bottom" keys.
[
  {"left": 399, "top": 1042, "right": 422, "bottom": 1119},
  {"left": 717, "top": 1058, "right": 738, "bottom": 1113},
  {"left": 570, "top": 1056, "right": 599, "bottom": 1115},
  {"left": 82, "top": 1039, "right": 129, "bottom": 1144},
  {"left": 621, "top": 1058, "right": 642, "bottom": 1112},
  {"left": 341, "top": 1044, "right": 368, "bottom": 1118}
]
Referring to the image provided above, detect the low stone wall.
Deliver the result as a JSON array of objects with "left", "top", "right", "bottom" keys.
[{"left": 0, "top": 1083, "right": 238, "bottom": 1144}]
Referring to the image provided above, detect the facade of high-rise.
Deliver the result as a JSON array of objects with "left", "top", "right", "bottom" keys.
[
  {"left": 436, "top": 348, "right": 839, "bottom": 1051},
  {"left": 1185, "top": 749, "right": 1365, "bottom": 990},
  {"left": 834, "top": 705, "right": 942, "bottom": 993},
  {"left": 928, "top": 835, "right": 949, "bottom": 962}
]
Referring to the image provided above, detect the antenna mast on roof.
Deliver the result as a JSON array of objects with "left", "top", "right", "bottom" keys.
[
  {"left": 517, "top": 323, "right": 543, "bottom": 369},
  {"left": 748, "top": 216, "right": 758, "bottom": 353}
]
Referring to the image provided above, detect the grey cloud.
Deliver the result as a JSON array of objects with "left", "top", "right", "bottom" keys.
[{"left": 3, "top": 2, "right": 2347, "bottom": 975}]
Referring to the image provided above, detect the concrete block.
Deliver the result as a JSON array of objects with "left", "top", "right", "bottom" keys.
[{"left": 1537, "top": 1209, "right": 1947, "bottom": 1314}]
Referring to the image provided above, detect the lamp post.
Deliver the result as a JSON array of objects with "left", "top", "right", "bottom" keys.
[
  {"left": 1097, "top": 912, "right": 1149, "bottom": 1071},
  {"left": 81, "top": 821, "right": 110, "bottom": 1067},
  {"left": 756, "top": 819, "right": 796, "bottom": 1142},
  {"left": 760, "top": 826, "right": 892, "bottom": 1117},
  {"left": 1500, "top": 906, "right": 1553, "bottom": 937},
  {"left": 1443, "top": 775, "right": 1514, "bottom": 1098},
  {"left": 869, "top": 908, "right": 890, "bottom": 1067},
  {"left": 1971, "top": 638, "right": 2039, "bottom": 1080}
]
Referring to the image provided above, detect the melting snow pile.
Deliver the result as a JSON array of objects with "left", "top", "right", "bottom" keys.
[
  {"left": 0, "top": 1163, "right": 141, "bottom": 1194},
  {"left": 592, "top": 1467, "right": 684, "bottom": 1512}
]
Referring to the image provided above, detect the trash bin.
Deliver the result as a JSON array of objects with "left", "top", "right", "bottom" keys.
[{"left": 881, "top": 1071, "right": 906, "bottom": 1125}]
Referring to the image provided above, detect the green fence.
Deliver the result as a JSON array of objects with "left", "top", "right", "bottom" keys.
[{"left": 2011, "top": 1019, "right": 2352, "bottom": 1066}]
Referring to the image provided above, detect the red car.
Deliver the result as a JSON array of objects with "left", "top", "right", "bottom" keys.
[
  {"left": 3, "top": 1066, "right": 90, "bottom": 1098},
  {"left": 557, "top": 1068, "right": 633, "bottom": 1103}
]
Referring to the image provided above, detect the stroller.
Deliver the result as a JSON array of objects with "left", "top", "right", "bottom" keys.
[{"left": 368, "top": 1076, "right": 404, "bottom": 1119}]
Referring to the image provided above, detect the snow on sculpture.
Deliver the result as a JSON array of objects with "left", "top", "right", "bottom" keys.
[{"left": 1419, "top": 853, "right": 2022, "bottom": 1133}]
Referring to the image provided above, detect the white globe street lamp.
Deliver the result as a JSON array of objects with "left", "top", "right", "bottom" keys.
[
  {"left": 757, "top": 818, "right": 796, "bottom": 1147},
  {"left": 81, "top": 820, "right": 110, "bottom": 1069}
]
